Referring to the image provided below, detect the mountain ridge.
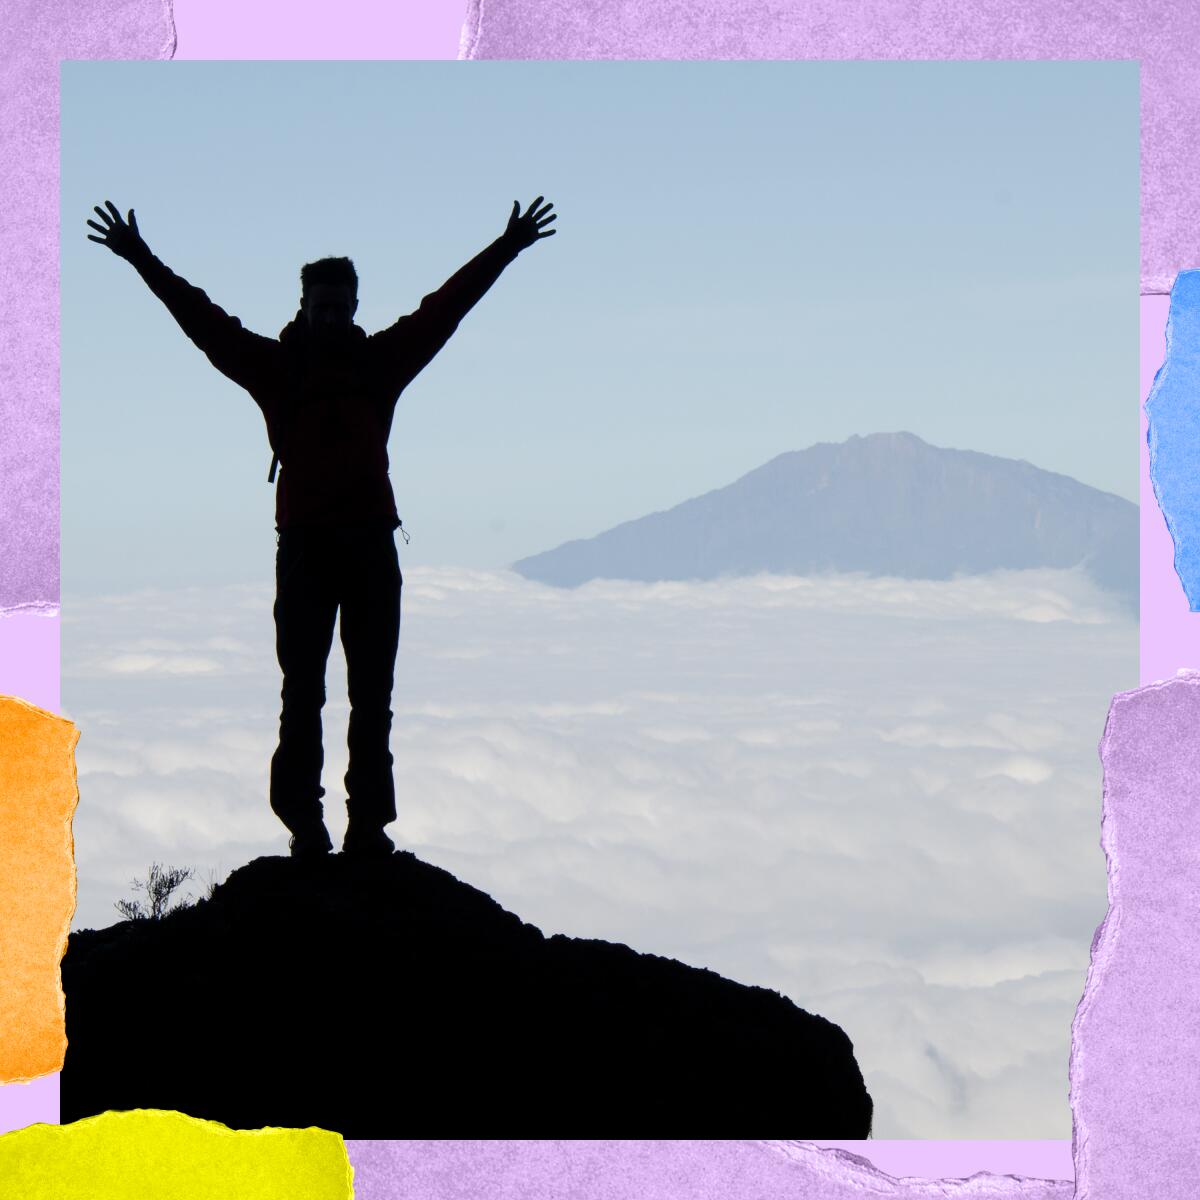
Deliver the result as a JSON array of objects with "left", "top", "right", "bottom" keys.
[{"left": 512, "top": 432, "right": 1136, "bottom": 609}]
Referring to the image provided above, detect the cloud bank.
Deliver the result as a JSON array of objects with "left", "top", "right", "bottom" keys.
[{"left": 63, "top": 565, "right": 1135, "bottom": 1137}]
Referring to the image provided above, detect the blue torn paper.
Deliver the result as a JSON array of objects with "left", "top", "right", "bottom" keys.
[{"left": 1147, "top": 270, "right": 1200, "bottom": 609}]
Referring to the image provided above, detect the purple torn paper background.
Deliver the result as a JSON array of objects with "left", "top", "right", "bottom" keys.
[
  {"left": 1070, "top": 674, "right": 1200, "bottom": 1197},
  {"left": 0, "top": 0, "right": 1185, "bottom": 1191},
  {"left": 346, "top": 1141, "right": 1073, "bottom": 1199},
  {"left": 0, "top": 0, "right": 173, "bottom": 614},
  {"left": 1146, "top": 274, "right": 1200, "bottom": 610},
  {"left": 461, "top": 0, "right": 1197, "bottom": 299}
]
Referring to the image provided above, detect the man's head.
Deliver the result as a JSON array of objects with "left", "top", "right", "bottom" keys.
[{"left": 300, "top": 257, "right": 359, "bottom": 341}]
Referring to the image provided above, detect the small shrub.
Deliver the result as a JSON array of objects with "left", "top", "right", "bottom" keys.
[{"left": 115, "top": 863, "right": 196, "bottom": 922}]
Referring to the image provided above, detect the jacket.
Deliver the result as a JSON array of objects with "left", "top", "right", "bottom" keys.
[{"left": 127, "top": 233, "right": 523, "bottom": 530}]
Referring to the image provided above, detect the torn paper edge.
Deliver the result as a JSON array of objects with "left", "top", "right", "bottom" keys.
[
  {"left": 0, "top": 697, "right": 79, "bottom": 1083},
  {"left": 1144, "top": 270, "right": 1194, "bottom": 608}
]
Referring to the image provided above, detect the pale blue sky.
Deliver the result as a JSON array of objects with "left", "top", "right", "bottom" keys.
[{"left": 61, "top": 61, "right": 1138, "bottom": 592}]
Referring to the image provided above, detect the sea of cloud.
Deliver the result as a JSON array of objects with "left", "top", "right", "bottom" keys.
[{"left": 62, "top": 565, "right": 1136, "bottom": 1138}]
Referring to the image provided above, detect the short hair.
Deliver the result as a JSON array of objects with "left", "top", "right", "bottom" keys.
[{"left": 300, "top": 256, "right": 358, "bottom": 298}]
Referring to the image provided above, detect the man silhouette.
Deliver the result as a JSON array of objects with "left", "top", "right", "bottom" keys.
[{"left": 87, "top": 197, "right": 557, "bottom": 858}]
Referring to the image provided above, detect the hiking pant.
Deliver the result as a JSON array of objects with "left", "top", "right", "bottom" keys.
[{"left": 269, "top": 526, "right": 401, "bottom": 832}]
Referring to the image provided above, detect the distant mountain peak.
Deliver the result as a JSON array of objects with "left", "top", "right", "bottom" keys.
[
  {"left": 849, "top": 430, "right": 925, "bottom": 443},
  {"left": 513, "top": 434, "right": 1136, "bottom": 611}
]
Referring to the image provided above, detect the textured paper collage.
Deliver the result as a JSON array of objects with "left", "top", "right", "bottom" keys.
[
  {"left": 0, "top": 0, "right": 1196, "bottom": 1195},
  {"left": 0, "top": 699, "right": 77, "bottom": 1083},
  {"left": 0, "top": 1110, "right": 353, "bottom": 1199}
]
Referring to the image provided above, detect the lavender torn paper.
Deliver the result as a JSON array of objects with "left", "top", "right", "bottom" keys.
[
  {"left": 1069, "top": 673, "right": 1200, "bottom": 1198},
  {"left": 1, "top": 0, "right": 174, "bottom": 613},
  {"left": 460, "top": 0, "right": 1195, "bottom": 296},
  {"left": 347, "top": 1140, "right": 1072, "bottom": 1199},
  {"left": 1146, "top": 271, "right": 1200, "bottom": 608}
]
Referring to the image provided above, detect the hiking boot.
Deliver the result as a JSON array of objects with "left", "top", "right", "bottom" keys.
[
  {"left": 342, "top": 823, "right": 395, "bottom": 858},
  {"left": 289, "top": 819, "right": 333, "bottom": 860}
]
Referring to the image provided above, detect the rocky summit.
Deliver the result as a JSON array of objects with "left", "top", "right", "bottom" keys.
[{"left": 61, "top": 850, "right": 872, "bottom": 1136}]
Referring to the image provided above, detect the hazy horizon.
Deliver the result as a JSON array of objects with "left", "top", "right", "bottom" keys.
[{"left": 62, "top": 60, "right": 1138, "bottom": 593}]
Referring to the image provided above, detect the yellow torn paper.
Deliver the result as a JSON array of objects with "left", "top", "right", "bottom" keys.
[
  {"left": 0, "top": 1109, "right": 354, "bottom": 1198},
  {"left": 0, "top": 696, "right": 78, "bottom": 1082}
]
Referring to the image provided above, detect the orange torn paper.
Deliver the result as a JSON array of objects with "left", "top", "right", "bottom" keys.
[
  {"left": 0, "top": 1109, "right": 354, "bottom": 1199},
  {"left": 0, "top": 696, "right": 78, "bottom": 1082}
]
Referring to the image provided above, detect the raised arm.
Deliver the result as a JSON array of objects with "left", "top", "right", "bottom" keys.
[
  {"left": 372, "top": 196, "right": 557, "bottom": 385},
  {"left": 86, "top": 201, "right": 277, "bottom": 394}
]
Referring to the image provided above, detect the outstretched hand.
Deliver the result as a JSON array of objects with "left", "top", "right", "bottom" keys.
[
  {"left": 504, "top": 197, "right": 557, "bottom": 251},
  {"left": 86, "top": 201, "right": 146, "bottom": 261}
]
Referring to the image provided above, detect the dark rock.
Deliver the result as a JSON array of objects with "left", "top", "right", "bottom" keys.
[{"left": 61, "top": 851, "right": 872, "bottom": 1136}]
